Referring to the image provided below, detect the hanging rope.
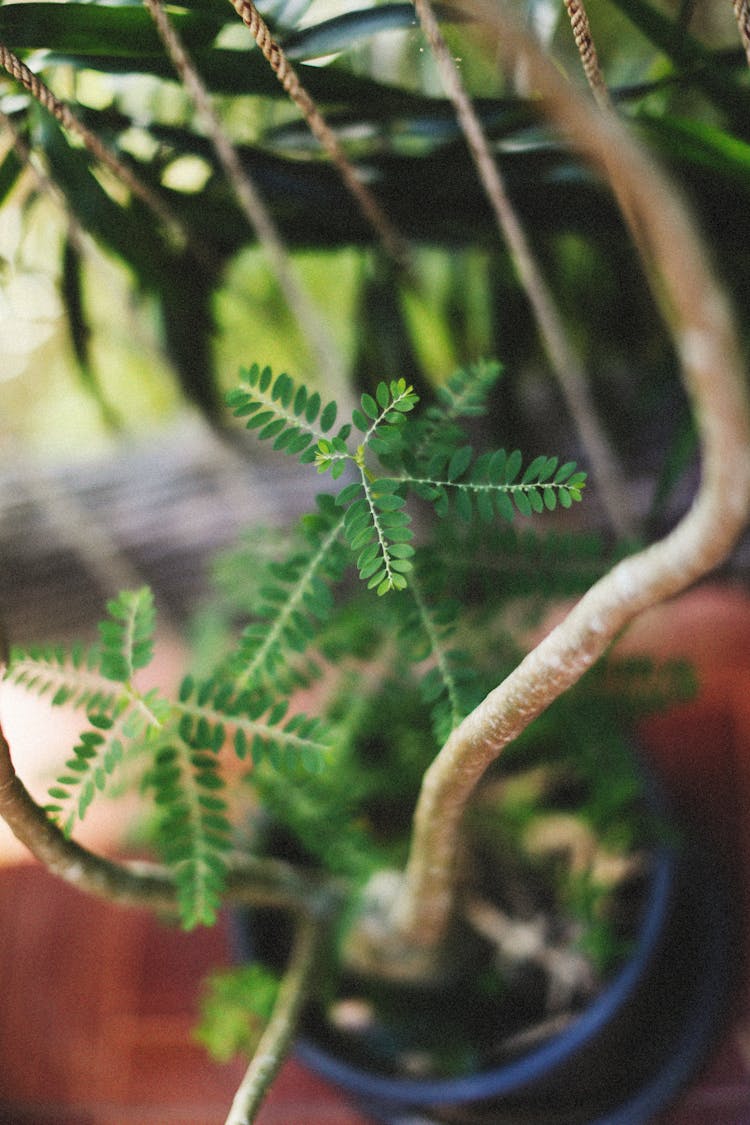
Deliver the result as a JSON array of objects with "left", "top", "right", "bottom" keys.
[
  {"left": 224, "top": 0, "right": 412, "bottom": 272},
  {"left": 563, "top": 0, "right": 610, "bottom": 106},
  {"left": 0, "top": 42, "right": 216, "bottom": 270}
]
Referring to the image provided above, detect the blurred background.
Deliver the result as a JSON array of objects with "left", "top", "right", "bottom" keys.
[{"left": 1, "top": 0, "right": 749, "bottom": 646}]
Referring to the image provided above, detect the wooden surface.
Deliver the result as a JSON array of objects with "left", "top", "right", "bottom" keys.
[
  {"left": 0, "top": 865, "right": 366, "bottom": 1124},
  {"left": 0, "top": 418, "right": 318, "bottom": 643},
  {"left": 1, "top": 585, "right": 749, "bottom": 1124},
  {"left": 0, "top": 860, "right": 748, "bottom": 1125}
]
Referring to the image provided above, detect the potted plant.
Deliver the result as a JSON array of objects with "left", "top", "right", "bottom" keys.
[{"left": 0, "top": 2, "right": 748, "bottom": 1124}]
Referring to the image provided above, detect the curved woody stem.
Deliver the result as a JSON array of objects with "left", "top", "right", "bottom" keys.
[
  {"left": 0, "top": 720, "right": 326, "bottom": 915},
  {"left": 374, "top": 1, "right": 750, "bottom": 962}
]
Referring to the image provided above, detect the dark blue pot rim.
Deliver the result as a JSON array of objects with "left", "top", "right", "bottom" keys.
[
  {"left": 589, "top": 839, "right": 730, "bottom": 1125},
  {"left": 234, "top": 748, "right": 734, "bottom": 1122},
  {"left": 293, "top": 840, "right": 679, "bottom": 1108},
  {"left": 295, "top": 833, "right": 732, "bottom": 1124}
]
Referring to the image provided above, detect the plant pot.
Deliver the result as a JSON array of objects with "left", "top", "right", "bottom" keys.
[{"left": 235, "top": 754, "right": 736, "bottom": 1125}]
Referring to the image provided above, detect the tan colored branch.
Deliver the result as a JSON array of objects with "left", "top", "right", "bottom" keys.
[
  {"left": 411, "top": 0, "right": 634, "bottom": 537},
  {"left": 224, "top": 0, "right": 412, "bottom": 272},
  {"left": 0, "top": 43, "right": 216, "bottom": 270},
  {"left": 0, "top": 719, "right": 323, "bottom": 914},
  {"left": 389, "top": 0, "right": 750, "bottom": 952},
  {"left": 0, "top": 705, "right": 328, "bottom": 1120},
  {"left": 0, "top": 720, "right": 177, "bottom": 909},
  {"left": 224, "top": 910, "right": 321, "bottom": 1125},
  {"left": 142, "top": 0, "right": 349, "bottom": 396},
  {"left": 563, "top": 0, "right": 610, "bottom": 105}
]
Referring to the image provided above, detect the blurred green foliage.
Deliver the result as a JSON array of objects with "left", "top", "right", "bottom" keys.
[{"left": 0, "top": 0, "right": 748, "bottom": 489}]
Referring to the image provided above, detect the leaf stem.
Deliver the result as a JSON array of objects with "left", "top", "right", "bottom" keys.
[
  {"left": 358, "top": 467, "right": 398, "bottom": 592},
  {"left": 224, "top": 909, "right": 323, "bottom": 1124},
  {"left": 172, "top": 698, "right": 330, "bottom": 758},
  {"left": 234, "top": 513, "right": 346, "bottom": 689},
  {"left": 409, "top": 574, "right": 463, "bottom": 730}
]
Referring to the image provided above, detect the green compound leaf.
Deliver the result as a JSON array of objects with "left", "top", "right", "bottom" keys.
[
  {"left": 176, "top": 676, "right": 332, "bottom": 779},
  {"left": 146, "top": 733, "right": 231, "bottom": 930},
  {"left": 340, "top": 479, "right": 414, "bottom": 594},
  {"left": 230, "top": 495, "right": 348, "bottom": 691},
  {"left": 400, "top": 577, "right": 485, "bottom": 744},
  {"left": 99, "top": 587, "right": 156, "bottom": 683},
  {"left": 45, "top": 712, "right": 127, "bottom": 836},
  {"left": 227, "top": 364, "right": 345, "bottom": 466},
  {"left": 5, "top": 642, "right": 120, "bottom": 714},
  {"left": 404, "top": 449, "right": 586, "bottom": 524}
]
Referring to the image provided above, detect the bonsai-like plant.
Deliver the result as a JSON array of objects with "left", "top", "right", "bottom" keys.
[{"left": 0, "top": 2, "right": 749, "bottom": 1123}]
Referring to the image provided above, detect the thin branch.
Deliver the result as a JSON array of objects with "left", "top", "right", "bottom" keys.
[
  {"left": 142, "top": 0, "right": 350, "bottom": 398},
  {"left": 0, "top": 693, "right": 330, "bottom": 1122},
  {"left": 411, "top": 0, "right": 635, "bottom": 538},
  {"left": 0, "top": 43, "right": 217, "bottom": 271},
  {"left": 563, "top": 0, "right": 610, "bottom": 106},
  {"left": 224, "top": 0, "right": 412, "bottom": 273},
  {"left": 0, "top": 717, "right": 325, "bottom": 914},
  {"left": 733, "top": 0, "right": 750, "bottom": 66},
  {"left": 0, "top": 721, "right": 177, "bottom": 909},
  {"left": 381, "top": 0, "right": 750, "bottom": 959},
  {"left": 224, "top": 910, "right": 322, "bottom": 1125}
]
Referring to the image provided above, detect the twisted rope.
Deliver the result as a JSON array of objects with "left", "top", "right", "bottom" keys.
[
  {"left": 563, "top": 0, "right": 610, "bottom": 106},
  {"left": 225, "top": 0, "right": 412, "bottom": 272},
  {"left": 142, "top": 0, "right": 349, "bottom": 394},
  {"left": 0, "top": 42, "right": 215, "bottom": 269}
]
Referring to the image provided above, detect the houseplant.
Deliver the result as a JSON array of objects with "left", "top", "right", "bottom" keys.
[{"left": 0, "top": 1, "right": 749, "bottom": 1123}]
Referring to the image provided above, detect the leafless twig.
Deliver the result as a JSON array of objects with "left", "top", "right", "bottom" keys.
[
  {"left": 411, "top": 0, "right": 634, "bottom": 537},
  {"left": 224, "top": 910, "right": 322, "bottom": 1125},
  {"left": 143, "top": 0, "right": 350, "bottom": 396}
]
